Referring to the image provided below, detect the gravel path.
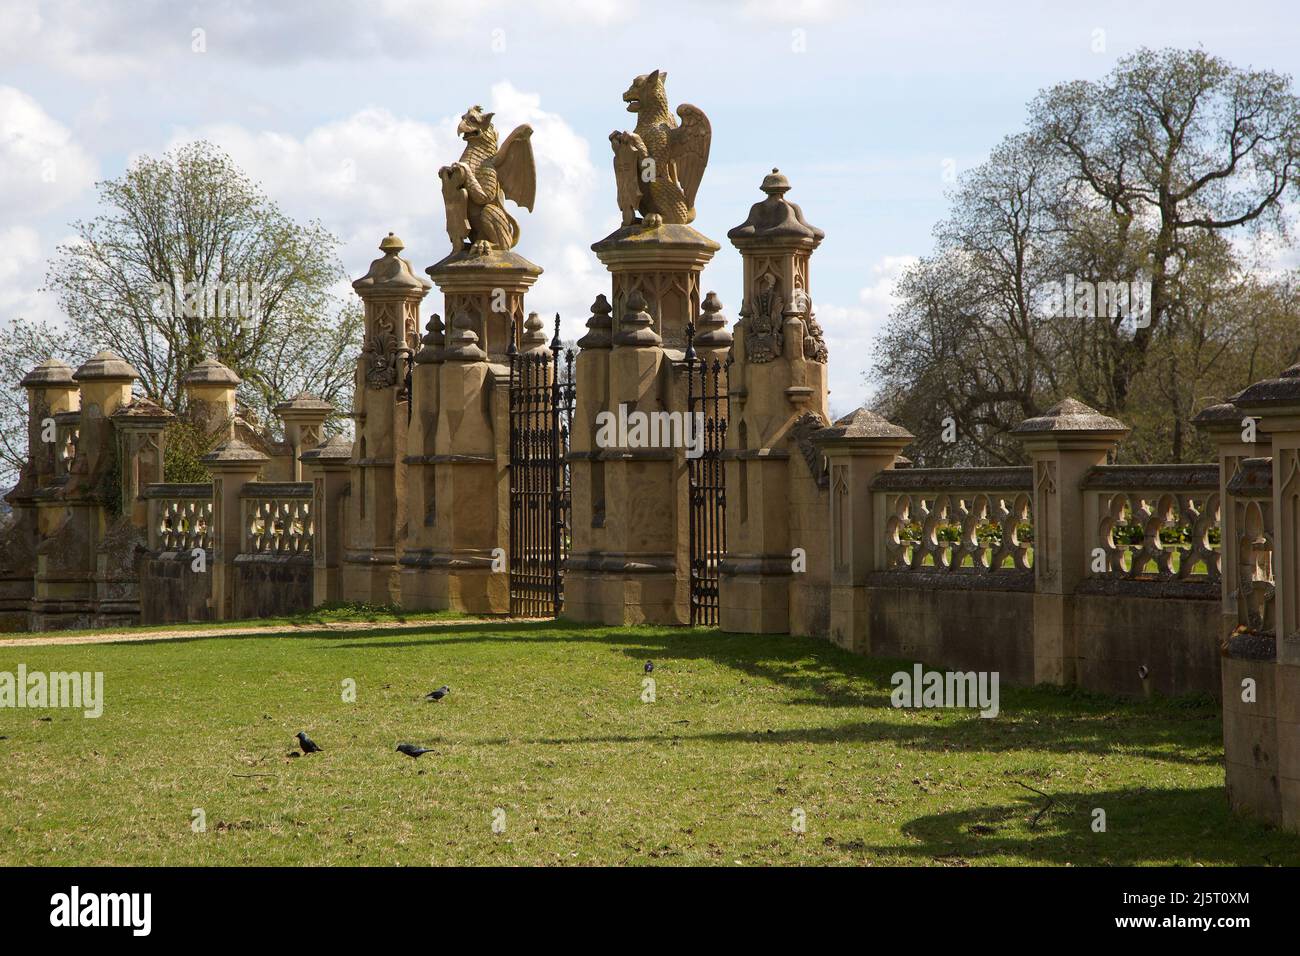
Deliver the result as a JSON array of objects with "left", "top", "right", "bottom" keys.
[{"left": 0, "top": 617, "right": 482, "bottom": 648}]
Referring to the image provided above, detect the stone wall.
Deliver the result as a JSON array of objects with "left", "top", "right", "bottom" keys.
[{"left": 140, "top": 551, "right": 213, "bottom": 625}]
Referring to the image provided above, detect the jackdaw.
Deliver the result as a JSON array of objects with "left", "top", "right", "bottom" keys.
[{"left": 397, "top": 743, "right": 435, "bottom": 759}]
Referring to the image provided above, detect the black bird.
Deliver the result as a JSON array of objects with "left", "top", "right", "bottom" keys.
[
  {"left": 296, "top": 731, "right": 322, "bottom": 754},
  {"left": 425, "top": 685, "right": 451, "bottom": 701},
  {"left": 397, "top": 743, "right": 434, "bottom": 759},
  {"left": 644, "top": 661, "right": 654, "bottom": 674}
]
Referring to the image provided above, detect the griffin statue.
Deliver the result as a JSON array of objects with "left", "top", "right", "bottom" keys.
[
  {"left": 610, "top": 70, "right": 711, "bottom": 227},
  {"left": 440, "top": 105, "right": 536, "bottom": 254}
]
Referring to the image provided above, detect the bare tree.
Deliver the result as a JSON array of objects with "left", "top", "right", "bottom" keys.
[{"left": 43, "top": 141, "right": 361, "bottom": 420}]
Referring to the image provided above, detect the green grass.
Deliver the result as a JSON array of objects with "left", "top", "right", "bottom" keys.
[
  {"left": 0, "top": 603, "right": 478, "bottom": 640},
  {"left": 1, "top": 618, "right": 1295, "bottom": 866}
]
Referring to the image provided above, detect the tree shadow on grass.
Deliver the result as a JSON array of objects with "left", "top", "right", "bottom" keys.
[
  {"left": 865, "top": 785, "right": 1300, "bottom": 866},
  {"left": 464, "top": 711, "right": 1220, "bottom": 765},
  {"left": 97, "top": 618, "right": 1223, "bottom": 764}
]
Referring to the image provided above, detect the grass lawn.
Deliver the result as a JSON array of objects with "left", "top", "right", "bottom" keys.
[{"left": 1, "top": 618, "right": 1296, "bottom": 866}]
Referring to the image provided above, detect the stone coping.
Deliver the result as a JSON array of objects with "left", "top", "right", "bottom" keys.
[
  {"left": 865, "top": 569, "right": 1035, "bottom": 592},
  {"left": 870, "top": 465, "right": 1032, "bottom": 492},
  {"left": 233, "top": 552, "right": 314, "bottom": 565},
  {"left": 591, "top": 221, "right": 720, "bottom": 254},
  {"left": 1074, "top": 577, "right": 1220, "bottom": 600},
  {"left": 142, "top": 482, "right": 213, "bottom": 499},
  {"left": 1226, "top": 457, "right": 1273, "bottom": 497},
  {"left": 403, "top": 454, "right": 495, "bottom": 465},
  {"left": 426, "top": 246, "right": 542, "bottom": 278},
  {"left": 238, "top": 481, "right": 311, "bottom": 498},
  {"left": 1081, "top": 463, "right": 1219, "bottom": 491},
  {"left": 1224, "top": 629, "right": 1277, "bottom": 661},
  {"left": 719, "top": 448, "right": 791, "bottom": 461}
]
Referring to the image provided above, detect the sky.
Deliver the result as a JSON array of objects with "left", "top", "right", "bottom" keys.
[{"left": 2, "top": 0, "right": 1298, "bottom": 416}]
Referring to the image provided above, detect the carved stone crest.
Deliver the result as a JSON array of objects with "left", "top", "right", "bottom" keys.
[
  {"left": 791, "top": 411, "right": 829, "bottom": 489},
  {"left": 745, "top": 271, "right": 784, "bottom": 364}
]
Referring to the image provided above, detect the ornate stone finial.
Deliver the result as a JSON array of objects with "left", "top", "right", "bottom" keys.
[
  {"left": 610, "top": 70, "right": 711, "bottom": 227},
  {"left": 439, "top": 106, "right": 536, "bottom": 255},
  {"left": 200, "top": 435, "right": 270, "bottom": 465},
  {"left": 811, "top": 407, "right": 915, "bottom": 446},
  {"left": 20, "top": 357, "right": 76, "bottom": 389},
  {"left": 415, "top": 314, "right": 445, "bottom": 364},
  {"left": 1011, "top": 398, "right": 1129, "bottom": 437},
  {"left": 694, "top": 291, "right": 732, "bottom": 348},
  {"left": 520, "top": 311, "right": 548, "bottom": 353},
  {"left": 300, "top": 432, "right": 353, "bottom": 463},
  {"left": 576, "top": 294, "right": 614, "bottom": 350},
  {"left": 72, "top": 350, "right": 140, "bottom": 382},
  {"left": 728, "top": 169, "right": 824, "bottom": 243},
  {"left": 443, "top": 309, "right": 487, "bottom": 362},
  {"left": 182, "top": 355, "right": 241, "bottom": 386},
  {"left": 353, "top": 233, "right": 432, "bottom": 292},
  {"left": 1192, "top": 394, "right": 1246, "bottom": 434},
  {"left": 613, "top": 290, "right": 661, "bottom": 347},
  {"left": 1233, "top": 361, "right": 1300, "bottom": 411}
]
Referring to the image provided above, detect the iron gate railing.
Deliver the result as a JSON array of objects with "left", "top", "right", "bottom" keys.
[
  {"left": 507, "top": 316, "right": 574, "bottom": 617},
  {"left": 685, "top": 322, "right": 729, "bottom": 626}
]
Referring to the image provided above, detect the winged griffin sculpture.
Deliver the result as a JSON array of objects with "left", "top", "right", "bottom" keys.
[
  {"left": 440, "top": 105, "right": 536, "bottom": 254},
  {"left": 610, "top": 70, "right": 711, "bottom": 227}
]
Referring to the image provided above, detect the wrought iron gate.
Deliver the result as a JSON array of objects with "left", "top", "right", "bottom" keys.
[
  {"left": 685, "top": 323, "right": 730, "bottom": 626},
  {"left": 507, "top": 317, "right": 574, "bottom": 617}
]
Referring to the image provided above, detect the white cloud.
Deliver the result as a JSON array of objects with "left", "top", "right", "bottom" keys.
[
  {"left": 0, "top": 226, "right": 69, "bottom": 328},
  {"left": 0, "top": 0, "right": 640, "bottom": 80},
  {"left": 738, "top": 0, "right": 858, "bottom": 23},
  {"left": 815, "top": 254, "right": 916, "bottom": 415},
  {"left": 0, "top": 86, "right": 97, "bottom": 218}
]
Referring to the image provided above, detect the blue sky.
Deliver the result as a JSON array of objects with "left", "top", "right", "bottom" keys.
[{"left": 2, "top": 0, "right": 1297, "bottom": 415}]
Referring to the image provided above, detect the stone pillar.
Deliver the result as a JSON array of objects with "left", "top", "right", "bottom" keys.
[
  {"left": 343, "top": 233, "right": 431, "bottom": 606},
  {"left": 201, "top": 438, "right": 268, "bottom": 620},
  {"left": 1224, "top": 363, "right": 1300, "bottom": 829},
  {"left": 719, "top": 169, "right": 831, "bottom": 636},
  {"left": 811, "top": 409, "right": 914, "bottom": 653},
  {"left": 1236, "top": 365, "right": 1300, "bottom": 665},
  {"left": 400, "top": 306, "right": 507, "bottom": 613},
  {"left": 94, "top": 397, "right": 175, "bottom": 627},
  {"left": 426, "top": 247, "right": 541, "bottom": 363},
  {"left": 20, "top": 358, "right": 80, "bottom": 488},
  {"left": 182, "top": 356, "right": 241, "bottom": 438},
  {"left": 111, "top": 399, "right": 175, "bottom": 525},
  {"left": 273, "top": 393, "right": 333, "bottom": 481},
  {"left": 405, "top": 244, "right": 538, "bottom": 613},
  {"left": 30, "top": 351, "right": 140, "bottom": 629},
  {"left": 1011, "top": 399, "right": 1129, "bottom": 685},
  {"left": 301, "top": 434, "right": 352, "bottom": 608},
  {"left": 566, "top": 297, "right": 614, "bottom": 622},
  {"left": 1193, "top": 397, "right": 1269, "bottom": 640},
  {"left": 566, "top": 214, "right": 719, "bottom": 625},
  {"left": 0, "top": 359, "right": 79, "bottom": 630}
]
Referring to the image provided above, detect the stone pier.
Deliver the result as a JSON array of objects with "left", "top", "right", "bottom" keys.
[
  {"left": 341, "top": 233, "right": 431, "bottom": 605},
  {"left": 718, "top": 169, "right": 832, "bottom": 636}
]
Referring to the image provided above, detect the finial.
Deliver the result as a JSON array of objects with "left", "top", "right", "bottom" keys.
[
  {"left": 760, "top": 168, "right": 791, "bottom": 197},
  {"left": 379, "top": 232, "right": 404, "bottom": 253}
]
